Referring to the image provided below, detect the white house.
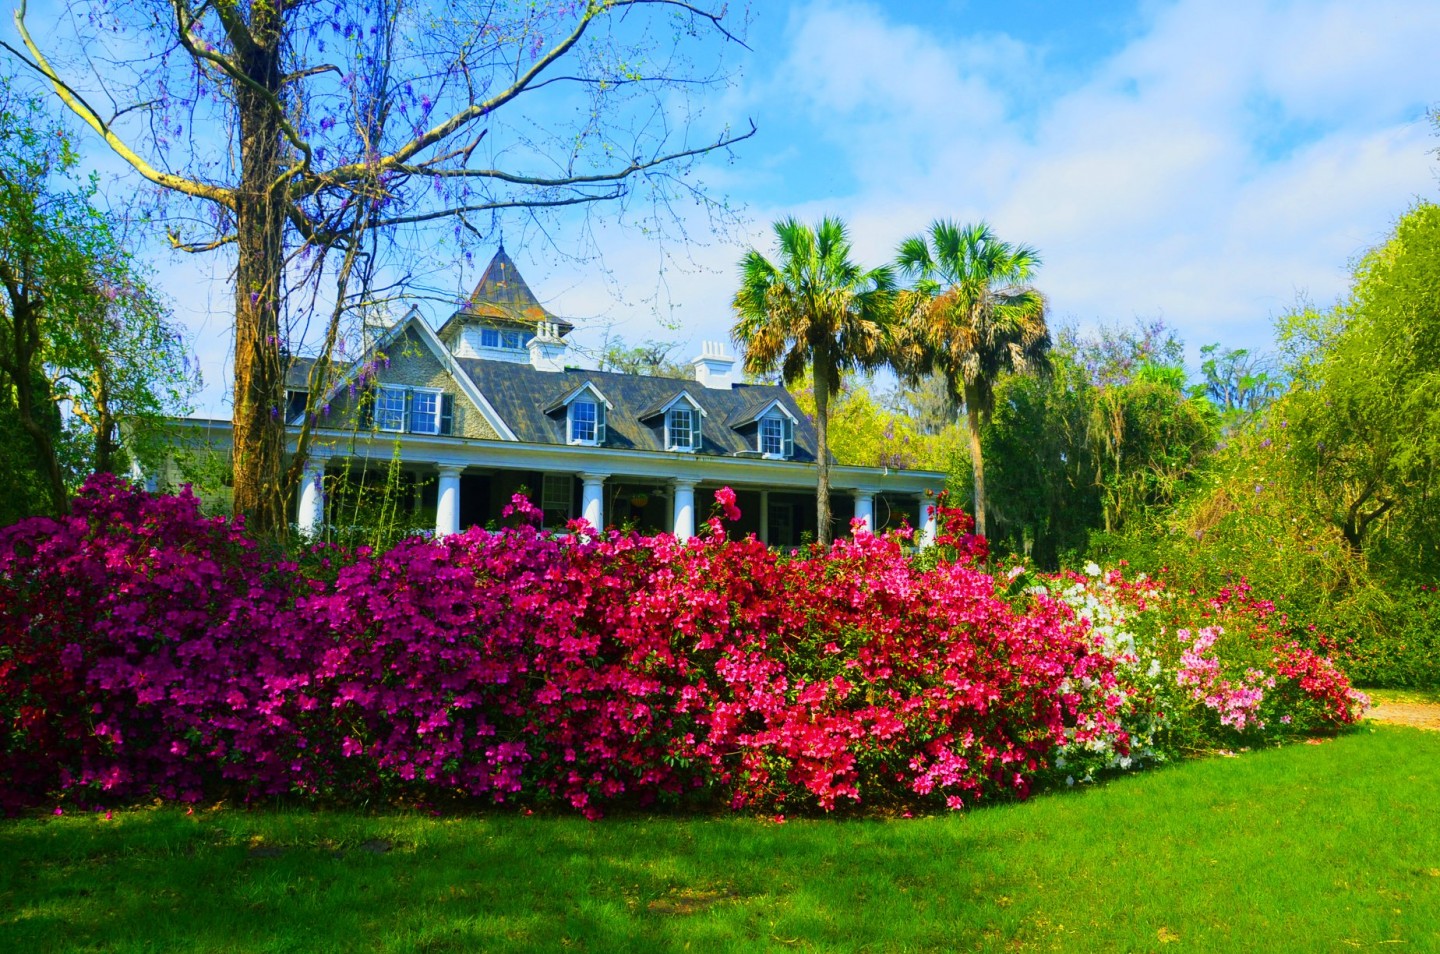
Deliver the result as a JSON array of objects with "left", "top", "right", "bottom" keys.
[{"left": 163, "top": 247, "right": 944, "bottom": 545}]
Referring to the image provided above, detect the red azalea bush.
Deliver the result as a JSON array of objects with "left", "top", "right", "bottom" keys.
[{"left": 1, "top": 476, "right": 1121, "bottom": 816}]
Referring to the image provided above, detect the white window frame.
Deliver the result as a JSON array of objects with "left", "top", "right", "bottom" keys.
[
  {"left": 569, "top": 399, "right": 601, "bottom": 445},
  {"left": 479, "top": 326, "right": 531, "bottom": 351},
  {"left": 666, "top": 405, "right": 700, "bottom": 452},
  {"left": 759, "top": 414, "right": 792, "bottom": 458},
  {"left": 408, "top": 387, "right": 443, "bottom": 435},
  {"left": 376, "top": 385, "right": 408, "bottom": 432}
]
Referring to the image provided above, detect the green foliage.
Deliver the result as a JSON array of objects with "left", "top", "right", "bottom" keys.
[
  {"left": 1278, "top": 202, "right": 1440, "bottom": 557},
  {"left": 789, "top": 372, "right": 966, "bottom": 473},
  {"left": 892, "top": 220, "right": 1050, "bottom": 540},
  {"left": 1087, "top": 364, "right": 1219, "bottom": 534},
  {"left": 983, "top": 353, "right": 1097, "bottom": 566},
  {"left": 1198, "top": 343, "right": 1284, "bottom": 430},
  {"left": 0, "top": 72, "right": 193, "bottom": 518},
  {"left": 596, "top": 336, "right": 687, "bottom": 378},
  {"left": 1091, "top": 420, "right": 1440, "bottom": 688},
  {"left": 982, "top": 322, "right": 1218, "bottom": 568}
]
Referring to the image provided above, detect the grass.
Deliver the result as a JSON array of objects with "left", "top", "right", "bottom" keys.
[{"left": 2, "top": 725, "right": 1438, "bottom": 953}]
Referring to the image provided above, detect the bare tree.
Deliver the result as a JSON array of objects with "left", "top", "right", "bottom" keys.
[{"left": 7, "top": 0, "right": 753, "bottom": 534}]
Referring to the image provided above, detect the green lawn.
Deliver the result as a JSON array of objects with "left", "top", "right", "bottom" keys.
[{"left": 3, "top": 725, "right": 1437, "bottom": 953}]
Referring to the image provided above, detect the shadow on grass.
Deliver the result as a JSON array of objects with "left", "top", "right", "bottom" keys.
[{"left": 3, "top": 726, "right": 1439, "bottom": 953}]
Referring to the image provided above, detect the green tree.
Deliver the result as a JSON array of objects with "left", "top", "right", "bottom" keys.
[
  {"left": 894, "top": 220, "right": 1050, "bottom": 540},
  {"left": 982, "top": 352, "right": 1097, "bottom": 567},
  {"left": 1087, "top": 363, "right": 1219, "bottom": 534},
  {"left": 790, "top": 372, "right": 963, "bottom": 472},
  {"left": 0, "top": 75, "right": 191, "bottom": 518},
  {"left": 732, "top": 217, "right": 895, "bottom": 545},
  {"left": 596, "top": 336, "right": 687, "bottom": 378},
  {"left": 1198, "top": 343, "right": 1284, "bottom": 430},
  {"left": 1278, "top": 202, "right": 1440, "bottom": 556}
]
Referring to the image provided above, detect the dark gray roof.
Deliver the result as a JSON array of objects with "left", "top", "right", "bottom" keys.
[
  {"left": 285, "top": 356, "right": 320, "bottom": 390},
  {"left": 454, "top": 358, "right": 819, "bottom": 461},
  {"left": 726, "top": 392, "right": 792, "bottom": 429}
]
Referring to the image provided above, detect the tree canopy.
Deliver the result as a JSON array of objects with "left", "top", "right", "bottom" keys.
[
  {"left": 893, "top": 220, "right": 1049, "bottom": 541},
  {"left": 731, "top": 216, "right": 895, "bottom": 545},
  {"left": 0, "top": 73, "right": 192, "bottom": 519}
]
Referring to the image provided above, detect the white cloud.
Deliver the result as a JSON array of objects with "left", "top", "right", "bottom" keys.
[{"left": 760, "top": 0, "right": 1440, "bottom": 363}]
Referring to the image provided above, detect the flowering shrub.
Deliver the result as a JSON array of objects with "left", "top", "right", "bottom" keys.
[
  {"left": 1018, "top": 562, "right": 1368, "bottom": 785},
  {"left": 2, "top": 475, "right": 1107, "bottom": 816},
  {"left": 0, "top": 477, "right": 1365, "bottom": 816}
]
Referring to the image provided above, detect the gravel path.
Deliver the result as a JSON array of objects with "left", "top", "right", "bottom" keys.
[{"left": 1366, "top": 701, "right": 1440, "bottom": 731}]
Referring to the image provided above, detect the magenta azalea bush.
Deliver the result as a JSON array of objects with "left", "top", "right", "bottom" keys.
[{"left": 0, "top": 476, "right": 1363, "bottom": 816}]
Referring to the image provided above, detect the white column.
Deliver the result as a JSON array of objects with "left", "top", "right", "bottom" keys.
[
  {"left": 918, "top": 493, "right": 938, "bottom": 548},
  {"left": 759, "top": 490, "right": 770, "bottom": 544},
  {"left": 672, "top": 478, "right": 698, "bottom": 540},
  {"left": 436, "top": 464, "right": 463, "bottom": 538},
  {"left": 580, "top": 472, "right": 607, "bottom": 531},
  {"left": 297, "top": 455, "right": 327, "bottom": 538},
  {"left": 853, "top": 491, "right": 875, "bottom": 534}
]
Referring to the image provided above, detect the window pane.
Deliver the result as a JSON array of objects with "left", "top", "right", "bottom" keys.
[
  {"left": 376, "top": 386, "right": 406, "bottom": 431},
  {"left": 761, "top": 417, "right": 785, "bottom": 455},
  {"left": 502, "top": 330, "right": 523, "bottom": 349},
  {"left": 411, "top": 390, "right": 439, "bottom": 434},
  {"left": 571, "top": 400, "right": 597, "bottom": 442},
  {"left": 670, "top": 407, "right": 693, "bottom": 449},
  {"left": 480, "top": 328, "right": 500, "bottom": 348}
]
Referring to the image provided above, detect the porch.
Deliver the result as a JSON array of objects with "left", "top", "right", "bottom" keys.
[{"left": 297, "top": 457, "right": 940, "bottom": 547}]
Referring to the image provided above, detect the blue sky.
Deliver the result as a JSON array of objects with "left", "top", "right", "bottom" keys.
[
  {"left": 23, "top": 0, "right": 1440, "bottom": 415},
  {"left": 533, "top": 0, "right": 1440, "bottom": 381}
]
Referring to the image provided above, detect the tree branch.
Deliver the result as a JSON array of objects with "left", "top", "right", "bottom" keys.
[{"left": 6, "top": 5, "right": 235, "bottom": 208}]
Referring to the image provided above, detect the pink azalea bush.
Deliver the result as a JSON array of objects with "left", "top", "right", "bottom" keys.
[
  {"left": 0, "top": 477, "right": 1365, "bottom": 816},
  {"left": 1015, "top": 563, "right": 1368, "bottom": 784}
]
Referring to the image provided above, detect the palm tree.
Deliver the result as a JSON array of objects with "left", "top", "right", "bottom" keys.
[
  {"left": 894, "top": 220, "right": 1050, "bottom": 541},
  {"left": 732, "top": 216, "right": 895, "bottom": 545}
]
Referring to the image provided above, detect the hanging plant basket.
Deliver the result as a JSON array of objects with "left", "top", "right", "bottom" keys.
[{"left": 630, "top": 493, "right": 651, "bottom": 508}]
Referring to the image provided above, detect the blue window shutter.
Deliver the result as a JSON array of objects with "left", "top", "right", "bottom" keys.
[
  {"left": 596, "top": 402, "right": 607, "bottom": 444},
  {"left": 782, "top": 418, "right": 794, "bottom": 458}
]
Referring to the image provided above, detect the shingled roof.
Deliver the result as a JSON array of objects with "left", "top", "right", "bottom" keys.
[
  {"left": 437, "top": 245, "right": 576, "bottom": 339},
  {"left": 453, "top": 358, "right": 820, "bottom": 461}
]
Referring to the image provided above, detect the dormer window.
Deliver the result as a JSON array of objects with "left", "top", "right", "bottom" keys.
[
  {"left": 480, "top": 327, "right": 532, "bottom": 350},
  {"left": 760, "top": 414, "right": 794, "bottom": 458},
  {"left": 734, "top": 399, "right": 798, "bottom": 459},
  {"left": 546, "top": 381, "right": 612, "bottom": 446},
  {"left": 569, "top": 398, "right": 605, "bottom": 445},
  {"left": 666, "top": 405, "right": 700, "bottom": 452}
]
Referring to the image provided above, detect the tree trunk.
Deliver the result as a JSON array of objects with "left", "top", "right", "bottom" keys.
[
  {"left": 964, "top": 382, "right": 986, "bottom": 541},
  {"left": 0, "top": 280, "right": 68, "bottom": 516},
  {"left": 814, "top": 348, "right": 832, "bottom": 546},
  {"left": 89, "top": 362, "right": 117, "bottom": 474},
  {"left": 229, "top": 20, "right": 289, "bottom": 536}
]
